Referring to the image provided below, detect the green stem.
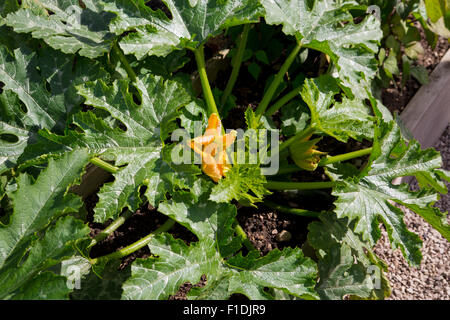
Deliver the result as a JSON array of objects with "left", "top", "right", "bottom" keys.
[
  {"left": 265, "top": 180, "right": 335, "bottom": 190},
  {"left": 255, "top": 41, "right": 302, "bottom": 118},
  {"left": 90, "top": 157, "right": 119, "bottom": 174},
  {"left": 235, "top": 223, "right": 255, "bottom": 252},
  {"left": 264, "top": 200, "right": 320, "bottom": 218},
  {"left": 221, "top": 24, "right": 250, "bottom": 107},
  {"left": 278, "top": 126, "right": 316, "bottom": 154},
  {"left": 112, "top": 43, "right": 137, "bottom": 83},
  {"left": 193, "top": 45, "right": 220, "bottom": 117},
  {"left": 319, "top": 147, "right": 373, "bottom": 166},
  {"left": 89, "top": 210, "right": 134, "bottom": 248},
  {"left": 265, "top": 85, "right": 302, "bottom": 116},
  {"left": 90, "top": 218, "right": 176, "bottom": 264},
  {"left": 276, "top": 147, "right": 373, "bottom": 175}
]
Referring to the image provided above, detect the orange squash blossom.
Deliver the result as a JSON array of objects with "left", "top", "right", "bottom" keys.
[{"left": 189, "top": 113, "right": 237, "bottom": 182}]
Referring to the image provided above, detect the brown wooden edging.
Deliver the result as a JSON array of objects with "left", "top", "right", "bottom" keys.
[
  {"left": 392, "top": 49, "right": 450, "bottom": 185},
  {"left": 399, "top": 49, "right": 450, "bottom": 149}
]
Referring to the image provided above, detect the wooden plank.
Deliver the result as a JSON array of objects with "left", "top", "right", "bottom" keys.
[
  {"left": 393, "top": 49, "right": 450, "bottom": 186},
  {"left": 400, "top": 49, "right": 450, "bottom": 149}
]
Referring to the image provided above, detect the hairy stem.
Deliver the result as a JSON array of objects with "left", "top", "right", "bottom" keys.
[
  {"left": 89, "top": 209, "right": 134, "bottom": 248},
  {"left": 235, "top": 223, "right": 255, "bottom": 251},
  {"left": 90, "top": 218, "right": 176, "bottom": 264},
  {"left": 264, "top": 200, "right": 320, "bottom": 218},
  {"left": 265, "top": 180, "right": 335, "bottom": 190},
  {"left": 90, "top": 157, "right": 119, "bottom": 174},
  {"left": 265, "top": 85, "right": 302, "bottom": 116},
  {"left": 112, "top": 43, "right": 137, "bottom": 83},
  {"left": 319, "top": 147, "right": 373, "bottom": 166},
  {"left": 276, "top": 147, "right": 373, "bottom": 175},
  {"left": 221, "top": 24, "right": 250, "bottom": 107},
  {"left": 193, "top": 45, "right": 220, "bottom": 117},
  {"left": 255, "top": 41, "right": 302, "bottom": 118}
]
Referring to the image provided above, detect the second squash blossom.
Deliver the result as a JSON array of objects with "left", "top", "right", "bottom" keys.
[
  {"left": 289, "top": 135, "right": 326, "bottom": 171},
  {"left": 189, "top": 113, "right": 237, "bottom": 182}
]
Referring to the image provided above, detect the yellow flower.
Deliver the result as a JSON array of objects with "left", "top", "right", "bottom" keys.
[{"left": 189, "top": 113, "right": 237, "bottom": 182}]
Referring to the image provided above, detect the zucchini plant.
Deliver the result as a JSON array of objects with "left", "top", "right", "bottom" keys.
[{"left": 0, "top": 0, "right": 448, "bottom": 300}]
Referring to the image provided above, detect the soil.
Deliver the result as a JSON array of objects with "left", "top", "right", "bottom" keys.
[{"left": 83, "top": 18, "right": 450, "bottom": 300}]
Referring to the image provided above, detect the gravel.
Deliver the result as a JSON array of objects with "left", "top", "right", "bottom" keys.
[{"left": 373, "top": 124, "right": 450, "bottom": 300}]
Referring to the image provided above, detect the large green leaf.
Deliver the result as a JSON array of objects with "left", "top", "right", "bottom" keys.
[
  {"left": 225, "top": 248, "right": 318, "bottom": 299},
  {"left": 157, "top": 186, "right": 231, "bottom": 242},
  {"left": 0, "top": 46, "right": 68, "bottom": 133},
  {"left": 23, "top": 75, "right": 201, "bottom": 222},
  {"left": 327, "top": 119, "right": 449, "bottom": 266},
  {"left": 4, "top": 0, "right": 116, "bottom": 58},
  {"left": 0, "top": 216, "right": 90, "bottom": 299},
  {"left": 0, "top": 45, "right": 107, "bottom": 173},
  {"left": 70, "top": 260, "right": 131, "bottom": 300},
  {"left": 127, "top": 187, "right": 318, "bottom": 300},
  {"left": 308, "top": 213, "right": 390, "bottom": 300},
  {"left": 0, "top": 150, "right": 90, "bottom": 299},
  {"left": 0, "top": 150, "right": 89, "bottom": 270},
  {"left": 103, "top": 0, "right": 263, "bottom": 59},
  {"left": 189, "top": 247, "right": 319, "bottom": 300},
  {"left": 8, "top": 272, "right": 72, "bottom": 300},
  {"left": 122, "top": 232, "right": 318, "bottom": 300},
  {"left": 260, "top": 0, "right": 382, "bottom": 98},
  {"left": 122, "top": 234, "right": 222, "bottom": 300},
  {"left": 300, "top": 75, "right": 374, "bottom": 142}
]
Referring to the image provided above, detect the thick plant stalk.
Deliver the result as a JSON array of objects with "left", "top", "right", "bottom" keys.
[
  {"left": 193, "top": 45, "right": 220, "bottom": 117},
  {"left": 319, "top": 147, "right": 373, "bottom": 166},
  {"left": 112, "top": 43, "right": 137, "bottom": 83},
  {"left": 90, "top": 157, "right": 119, "bottom": 174},
  {"left": 255, "top": 41, "right": 302, "bottom": 118},
  {"left": 89, "top": 209, "right": 134, "bottom": 248},
  {"left": 90, "top": 218, "right": 176, "bottom": 264},
  {"left": 276, "top": 147, "right": 374, "bottom": 175},
  {"left": 221, "top": 24, "right": 251, "bottom": 107},
  {"left": 265, "top": 85, "right": 302, "bottom": 116},
  {"left": 265, "top": 180, "right": 335, "bottom": 190},
  {"left": 264, "top": 200, "right": 320, "bottom": 218},
  {"left": 235, "top": 223, "right": 256, "bottom": 251}
]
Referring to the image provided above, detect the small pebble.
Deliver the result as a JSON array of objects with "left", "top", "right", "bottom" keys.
[{"left": 275, "top": 230, "right": 292, "bottom": 242}]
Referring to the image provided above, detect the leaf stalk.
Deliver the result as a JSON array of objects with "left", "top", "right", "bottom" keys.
[
  {"left": 193, "top": 45, "right": 220, "bottom": 117},
  {"left": 255, "top": 41, "right": 302, "bottom": 119},
  {"left": 319, "top": 147, "right": 373, "bottom": 166},
  {"left": 221, "top": 24, "right": 251, "bottom": 107},
  {"left": 263, "top": 200, "right": 320, "bottom": 218},
  {"left": 276, "top": 147, "right": 373, "bottom": 175},
  {"left": 265, "top": 180, "right": 335, "bottom": 190},
  {"left": 112, "top": 43, "right": 137, "bottom": 83},
  {"left": 90, "top": 218, "right": 176, "bottom": 264},
  {"left": 265, "top": 85, "right": 302, "bottom": 116},
  {"left": 90, "top": 157, "right": 119, "bottom": 174},
  {"left": 89, "top": 209, "right": 134, "bottom": 248}
]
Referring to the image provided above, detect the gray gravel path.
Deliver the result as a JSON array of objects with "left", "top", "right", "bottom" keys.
[{"left": 373, "top": 124, "right": 450, "bottom": 300}]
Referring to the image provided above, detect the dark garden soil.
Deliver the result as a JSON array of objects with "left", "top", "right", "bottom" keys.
[{"left": 83, "top": 21, "right": 449, "bottom": 299}]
